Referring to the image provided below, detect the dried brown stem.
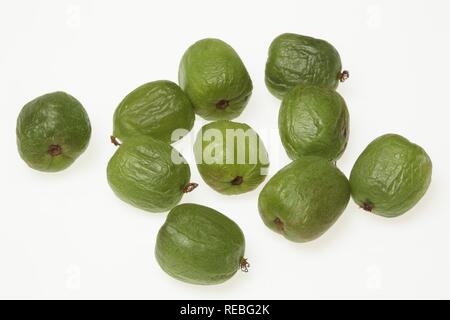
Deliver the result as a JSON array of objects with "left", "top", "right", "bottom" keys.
[
  {"left": 110, "top": 136, "right": 121, "bottom": 146},
  {"left": 240, "top": 258, "right": 250, "bottom": 272},
  {"left": 339, "top": 70, "right": 349, "bottom": 82},
  {"left": 182, "top": 182, "right": 198, "bottom": 193}
]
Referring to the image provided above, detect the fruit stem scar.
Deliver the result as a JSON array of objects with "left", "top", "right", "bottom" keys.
[
  {"left": 230, "top": 176, "right": 244, "bottom": 185},
  {"left": 182, "top": 182, "right": 198, "bottom": 193},
  {"left": 216, "top": 99, "right": 229, "bottom": 110},
  {"left": 240, "top": 258, "right": 250, "bottom": 272},
  {"left": 274, "top": 217, "right": 284, "bottom": 232},
  {"left": 342, "top": 126, "right": 347, "bottom": 139},
  {"left": 339, "top": 70, "right": 350, "bottom": 82},
  {"left": 48, "top": 144, "right": 62, "bottom": 157},
  {"left": 110, "top": 136, "right": 121, "bottom": 146},
  {"left": 362, "top": 201, "right": 374, "bottom": 212}
]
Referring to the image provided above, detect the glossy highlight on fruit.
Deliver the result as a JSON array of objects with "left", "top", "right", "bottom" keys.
[
  {"left": 279, "top": 85, "right": 349, "bottom": 161},
  {"left": 155, "top": 203, "right": 247, "bottom": 285},
  {"left": 16, "top": 91, "right": 91, "bottom": 172},
  {"left": 265, "top": 33, "right": 346, "bottom": 99},
  {"left": 179, "top": 38, "right": 253, "bottom": 120},
  {"left": 194, "top": 120, "right": 269, "bottom": 195},
  {"left": 107, "top": 137, "right": 196, "bottom": 213},
  {"left": 350, "top": 134, "right": 432, "bottom": 217},
  {"left": 258, "top": 156, "right": 350, "bottom": 242},
  {"left": 113, "top": 80, "right": 195, "bottom": 144}
]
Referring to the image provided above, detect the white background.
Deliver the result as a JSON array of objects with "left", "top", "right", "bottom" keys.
[{"left": 0, "top": 0, "right": 449, "bottom": 300}]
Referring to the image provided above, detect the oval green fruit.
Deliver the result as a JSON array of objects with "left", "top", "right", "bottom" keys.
[
  {"left": 155, "top": 203, "right": 247, "bottom": 285},
  {"left": 349, "top": 134, "right": 432, "bottom": 217},
  {"left": 279, "top": 85, "right": 349, "bottom": 161},
  {"left": 16, "top": 91, "right": 91, "bottom": 172},
  {"left": 265, "top": 33, "right": 347, "bottom": 99},
  {"left": 113, "top": 80, "right": 195, "bottom": 144},
  {"left": 179, "top": 38, "right": 253, "bottom": 120},
  {"left": 194, "top": 120, "right": 269, "bottom": 195},
  {"left": 107, "top": 137, "right": 196, "bottom": 213},
  {"left": 258, "top": 156, "right": 350, "bottom": 242}
]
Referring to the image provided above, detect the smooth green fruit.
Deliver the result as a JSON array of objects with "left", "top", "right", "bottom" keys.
[
  {"left": 265, "top": 33, "right": 347, "bottom": 99},
  {"left": 113, "top": 80, "right": 195, "bottom": 144},
  {"left": 258, "top": 156, "right": 350, "bottom": 242},
  {"left": 279, "top": 85, "right": 349, "bottom": 161},
  {"left": 350, "top": 134, "right": 432, "bottom": 217},
  {"left": 155, "top": 203, "right": 247, "bottom": 285},
  {"left": 194, "top": 120, "right": 269, "bottom": 195},
  {"left": 179, "top": 38, "right": 253, "bottom": 120},
  {"left": 16, "top": 92, "right": 91, "bottom": 172},
  {"left": 107, "top": 137, "right": 196, "bottom": 213}
]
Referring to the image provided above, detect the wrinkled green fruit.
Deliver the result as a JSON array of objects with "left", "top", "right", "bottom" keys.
[
  {"left": 279, "top": 85, "right": 349, "bottom": 161},
  {"left": 194, "top": 120, "right": 269, "bottom": 195},
  {"left": 113, "top": 80, "right": 195, "bottom": 144},
  {"left": 258, "top": 156, "right": 350, "bottom": 242},
  {"left": 155, "top": 203, "right": 247, "bottom": 285},
  {"left": 16, "top": 92, "right": 91, "bottom": 172},
  {"left": 107, "top": 137, "right": 195, "bottom": 213},
  {"left": 265, "top": 33, "right": 346, "bottom": 99},
  {"left": 179, "top": 38, "right": 253, "bottom": 120},
  {"left": 350, "top": 134, "right": 432, "bottom": 218}
]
